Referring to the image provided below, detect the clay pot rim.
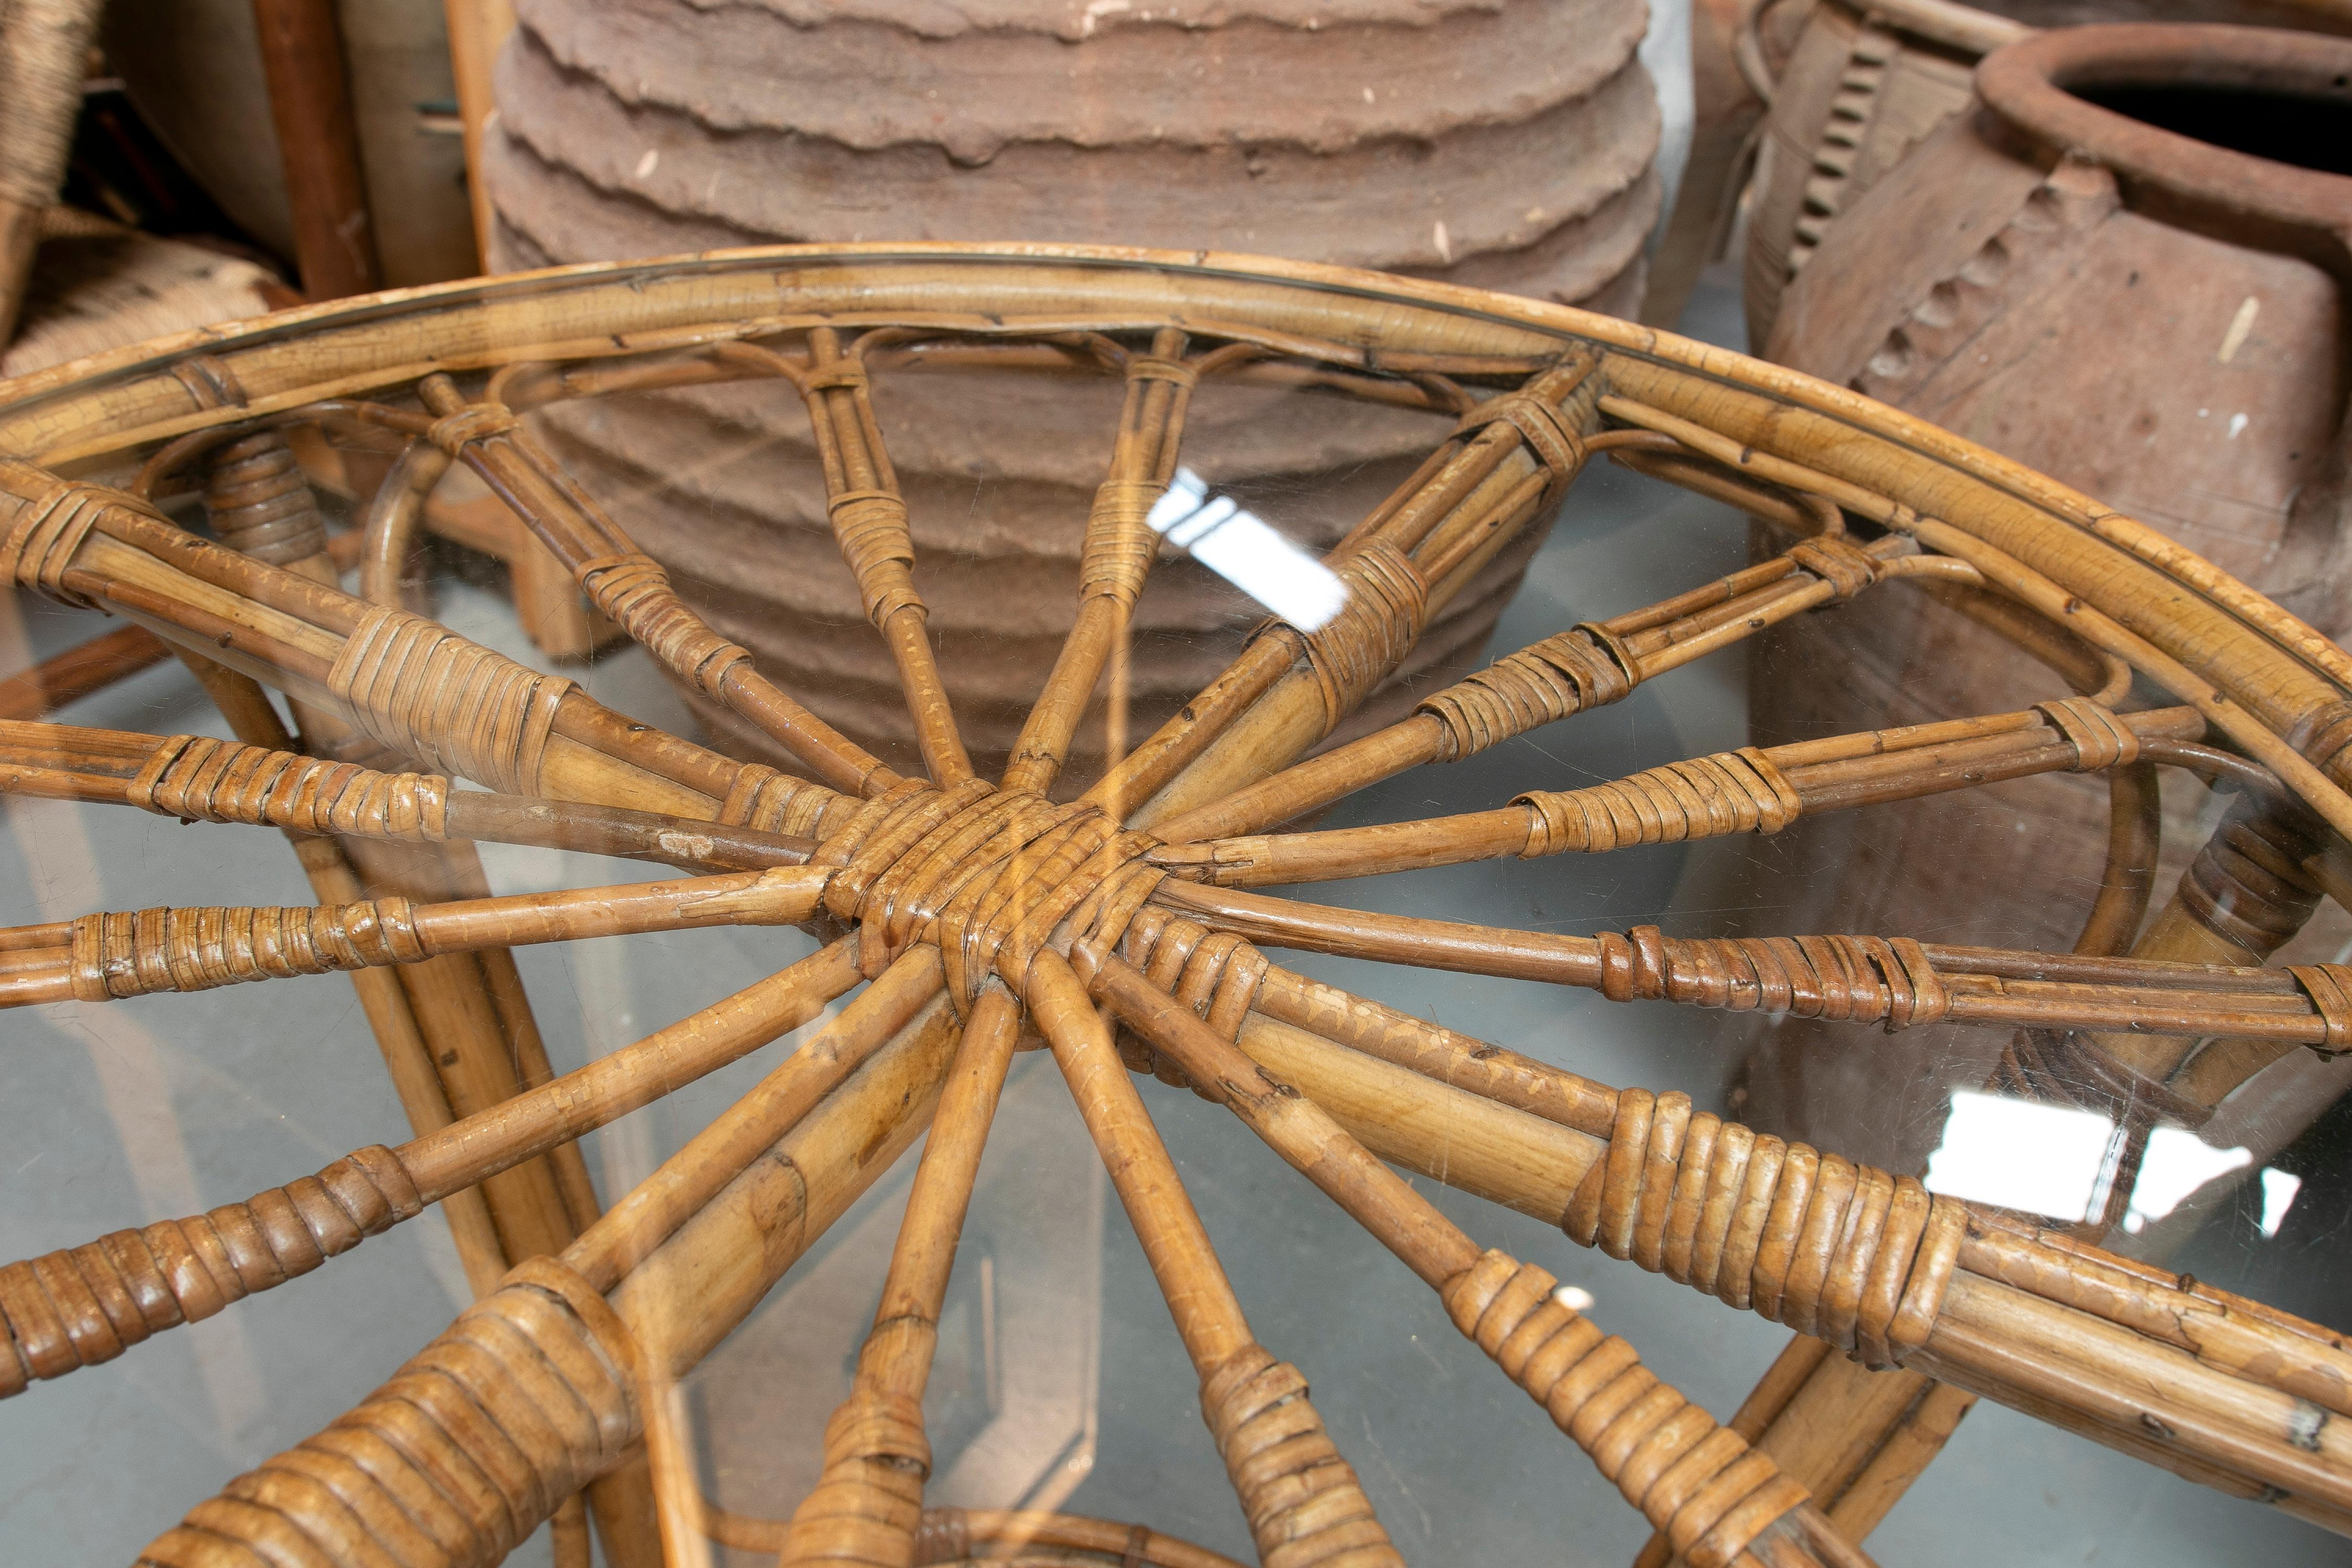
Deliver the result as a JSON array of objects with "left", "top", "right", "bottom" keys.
[{"left": 1976, "top": 24, "right": 2352, "bottom": 239}]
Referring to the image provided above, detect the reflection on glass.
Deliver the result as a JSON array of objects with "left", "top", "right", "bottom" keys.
[
  {"left": 2123, "top": 1127, "right": 2252, "bottom": 1234},
  {"left": 1925, "top": 1092, "right": 2117, "bottom": 1223},
  {"left": 2259, "top": 1168, "right": 2304, "bottom": 1239},
  {"left": 1924, "top": 1089, "right": 2293, "bottom": 1237},
  {"left": 1148, "top": 467, "right": 1347, "bottom": 630}
]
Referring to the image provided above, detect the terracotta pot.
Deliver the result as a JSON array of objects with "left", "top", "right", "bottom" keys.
[
  {"left": 1742, "top": 0, "right": 2352, "bottom": 348},
  {"left": 1739, "top": 23, "right": 2352, "bottom": 1169},
  {"left": 481, "top": 0, "right": 1664, "bottom": 778}
]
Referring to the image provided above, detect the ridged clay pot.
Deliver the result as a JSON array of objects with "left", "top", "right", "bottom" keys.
[
  {"left": 482, "top": 0, "right": 1665, "bottom": 779},
  {"left": 1742, "top": 0, "right": 2352, "bottom": 349},
  {"left": 1740, "top": 23, "right": 2352, "bottom": 1170}
]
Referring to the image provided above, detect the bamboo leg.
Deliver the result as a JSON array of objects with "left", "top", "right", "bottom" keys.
[
  {"left": 441, "top": 0, "right": 516, "bottom": 271},
  {"left": 251, "top": 0, "right": 382, "bottom": 299},
  {"left": 0, "top": 623, "right": 170, "bottom": 720},
  {"left": 776, "top": 983, "right": 1024, "bottom": 1566},
  {"left": 1025, "top": 950, "right": 1404, "bottom": 1567},
  {"left": 164, "top": 641, "right": 522, "bottom": 1295}
]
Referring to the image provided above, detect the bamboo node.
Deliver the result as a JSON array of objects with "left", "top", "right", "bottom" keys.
[
  {"left": 2287, "top": 965, "right": 2352, "bottom": 1058},
  {"left": 1517, "top": 749, "right": 1800, "bottom": 857},
  {"left": 1080, "top": 478, "right": 1165, "bottom": 607},
  {"left": 803, "top": 360, "right": 874, "bottom": 394},
  {"left": 2033, "top": 697, "right": 2140, "bottom": 770},
  {"left": 133, "top": 1255, "right": 639, "bottom": 1566},
  {"left": 1418, "top": 623, "right": 1635, "bottom": 760},
  {"left": 0, "top": 464, "right": 109, "bottom": 607},
  {"left": 1286, "top": 539, "right": 1429, "bottom": 738},
  {"left": 1437, "top": 1248, "right": 1809, "bottom": 1565},
  {"left": 719, "top": 762, "right": 841, "bottom": 839},
  {"left": 1593, "top": 925, "right": 1948, "bottom": 1030},
  {"left": 578, "top": 551, "right": 751, "bottom": 693},
  {"left": 828, "top": 488, "right": 923, "bottom": 626},
  {"left": 68, "top": 898, "right": 429, "bottom": 1000},
  {"left": 1104, "top": 906, "right": 1268, "bottom": 1093},
  {"left": 1198, "top": 1343, "right": 1403, "bottom": 1568},
  {"left": 1124, "top": 355, "right": 1200, "bottom": 389},
  {"left": 778, "top": 1386, "right": 932, "bottom": 1568},
  {"left": 425, "top": 403, "right": 522, "bottom": 452},
  {"left": 1785, "top": 533, "right": 1882, "bottom": 599},
  {"left": 129, "top": 733, "right": 449, "bottom": 839},
  {"left": 329, "top": 605, "right": 573, "bottom": 793},
  {"left": 1561, "top": 1097, "right": 1966, "bottom": 1365},
  {"left": 0, "top": 1146, "right": 421, "bottom": 1398}
]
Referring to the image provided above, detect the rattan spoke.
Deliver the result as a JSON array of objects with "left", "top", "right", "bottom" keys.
[
  {"left": 1151, "top": 700, "right": 2203, "bottom": 887},
  {"left": 1002, "top": 327, "right": 1198, "bottom": 799}
]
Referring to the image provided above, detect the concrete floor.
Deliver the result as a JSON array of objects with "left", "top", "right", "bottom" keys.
[{"left": 2, "top": 274, "right": 2346, "bottom": 1565}]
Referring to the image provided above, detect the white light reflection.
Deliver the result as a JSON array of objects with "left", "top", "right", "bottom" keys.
[
  {"left": 1923, "top": 1090, "right": 2269, "bottom": 1234},
  {"left": 1148, "top": 468, "right": 1347, "bottom": 631},
  {"left": 2259, "top": 1168, "right": 2303, "bottom": 1239},
  {"left": 1924, "top": 1092, "right": 2115, "bottom": 1221},
  {"left": 2123, "top": 1127, "right": 2251, "bottom": 1233}
]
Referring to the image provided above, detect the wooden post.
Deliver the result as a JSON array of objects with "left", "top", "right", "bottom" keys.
[
  {"left": 441, "top": 0, "right": 515, "bottom": 271},
  {"left": 251, "top": 0, "right": 382, "bottom": 297}
]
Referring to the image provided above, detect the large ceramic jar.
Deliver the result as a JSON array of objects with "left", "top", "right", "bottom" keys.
[
  {"left": 482, "top": 0, "right": 1665, "bottom": 778},
  {"left": 1742, "top": 0, "right": 2352, "bottom": 347},
  {"left": 1740, "top": 23, "right": 2352, "bottom": 1167}
]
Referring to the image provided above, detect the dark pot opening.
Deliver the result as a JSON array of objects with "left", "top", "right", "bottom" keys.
[{"left": 2071, "top": 82, "right": 2352, "bottom": 176}]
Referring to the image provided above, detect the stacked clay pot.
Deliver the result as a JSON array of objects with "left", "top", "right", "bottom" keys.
[
  {"left": 482, "top": 0, "right": 1663, "bottom": 778},
  {"left": 1740, "top": 24, "right": 2352, "bottom": 1168},
  {"left": 1743, "top": 0, "right": 2352, "bottom": 347}
]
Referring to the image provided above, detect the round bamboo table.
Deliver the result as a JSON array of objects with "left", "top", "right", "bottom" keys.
[{"left": 0, "top": 244, "right": 2348, "bottom": 1567}]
